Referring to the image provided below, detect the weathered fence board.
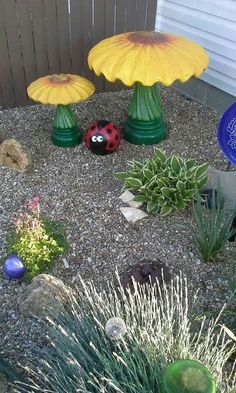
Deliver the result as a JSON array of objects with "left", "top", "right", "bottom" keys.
[
  {"left": 17, "top": 0, "right": 38, "bottom": 86},
  {"left": 116, "top": 0, "right": 127, "bottom": 34},
  {"left": 0, "top": 0, "right": 15, "bottom": 108},
  {"left": 104, "top": 0, "right": 116, "bottom": 91},
  {"left": 70, "top": 0, "right": 83, "bottom": 74},
  {"left": 126, "top": 0, "right": 137, "bottom": 31},
  {"left": 146, "top": 0, "right": 158, "bottom": 30},
  {"left": 94, "top": 0, "right": 105, "bottom": 92},
  {"left": 57, "top": 0, "right": 72, "bottom": 73},
  {"left": 0, "top": 86, "right": 3, "bottom": 108},
  {"left": 0, "top": 0, "right": 158, "bottom": 109},
  {"left": 81, "top": 0, "right": 94, "bottom": 83},
  {"left": 30, "top": 0, "right": 49, "bottom": 77},
  {"left": 44, "top": 0, "right": 61, "bottom": 74},
  {"left": 3, "top": 0, "right": 27, "bottom": 106},
  {"left": 136, "top": 0, "right": 148, "bottom": 30}
]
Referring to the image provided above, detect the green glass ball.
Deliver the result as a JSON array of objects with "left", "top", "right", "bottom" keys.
[{"left": 162, "top": 359, "right": 216, "bottom": 393}]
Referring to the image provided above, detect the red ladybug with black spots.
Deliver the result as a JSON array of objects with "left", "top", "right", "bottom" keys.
[{"left": 85, "top": 120, "right": 121, "bottom": 155}]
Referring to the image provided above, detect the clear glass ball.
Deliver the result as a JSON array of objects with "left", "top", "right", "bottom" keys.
[{"left": 105, "top": 317, "right": 127, "bottom": 340}]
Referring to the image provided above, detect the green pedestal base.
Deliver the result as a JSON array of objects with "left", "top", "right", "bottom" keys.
[
  {"left": 52, "top": 126, "right": 82, "bottom": 147},
  {"left": 123, "top": 116, "right": 166, "bottom": 145}
]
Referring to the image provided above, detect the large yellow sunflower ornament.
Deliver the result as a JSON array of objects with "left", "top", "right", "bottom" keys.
[
  {"left": 88, "top": 31, "right": 209, "bottom": 145},
  {"left": 27, "top": 74, "right": 95, "bottom": 147}
]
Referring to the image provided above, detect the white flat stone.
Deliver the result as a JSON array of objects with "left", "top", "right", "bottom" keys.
[
  {"left": 120, "top": 207, "right": 148, "bottom": 223},
  {"left": 119, "top": 190, "right": 143, "bottom": 208},
  {"left": 62, "top": 258, "right": 69, "bottom": 269}
]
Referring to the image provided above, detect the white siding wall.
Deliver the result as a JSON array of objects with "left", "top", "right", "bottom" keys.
[{"left": 156, "top": 0, "right": 236, "bottom": 97}]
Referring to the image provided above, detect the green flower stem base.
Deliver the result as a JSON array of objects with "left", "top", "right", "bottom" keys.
[
  {"left": 123, "top": 83, "right": 166, "bottom": 145},
  {"left": 52, "top": 104, "right": 82, "bottom": 147}
]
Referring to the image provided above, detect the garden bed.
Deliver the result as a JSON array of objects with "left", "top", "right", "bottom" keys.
[{"left": 0, "top": 86, "right": 235, "bottom": 370}]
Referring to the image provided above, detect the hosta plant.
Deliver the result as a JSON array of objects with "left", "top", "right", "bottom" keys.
[
  {"left": 191, "top": 187, "right": 236, "bottom": 262},
  {"left": 6, "top": 196, "right": 69, "bottom": 281},
  {"left": 15, "top": 275, "right": 236, "bottom": 393},
  {"left": 115, "top": 149, "right": 208, "bottom": 216}
]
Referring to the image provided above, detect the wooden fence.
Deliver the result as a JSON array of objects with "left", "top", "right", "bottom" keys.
[{"left": 0, "top": 0, "right": 158, "bottom": 109}]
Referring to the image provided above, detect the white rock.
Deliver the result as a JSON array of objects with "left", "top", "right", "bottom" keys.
[
  {"left": 120, "top": 207, "right": 148, "bottom": 223},
  {"left": 119, "top": 190, "right": 143, "bottom": 208},
  {"left": 62, "top": 258, "right": 69, "bottom": 269}
]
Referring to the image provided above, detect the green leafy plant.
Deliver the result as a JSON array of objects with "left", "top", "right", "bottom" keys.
[
  {"left": 115, "top": 149, "right": 208, "bottom": 216},
  {"left": 191, "top": 188, "right": 236, "bottom": 262},
  {"left": 14, "top": 275, "right": 236, "bottom": 393},
  {"left": 6, "top": 196, "right": 69, "bottom": 281}
]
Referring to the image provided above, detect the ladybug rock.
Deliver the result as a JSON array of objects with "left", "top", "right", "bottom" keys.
[{"left": 85, "top": 120, "right": 121, "bottom": 155}]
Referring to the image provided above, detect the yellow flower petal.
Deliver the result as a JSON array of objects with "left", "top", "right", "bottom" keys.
[
  {"left": 27, "top": 74, "right": 95, "bottom": 105},
  {"left": 88, "top": 31, "right": 209, "bottom": 86}
]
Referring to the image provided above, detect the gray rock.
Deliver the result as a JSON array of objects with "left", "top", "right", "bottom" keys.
[
  {"left": 18, "top": 274, "right": 72, "bottom": 318},
  {"left": 203, "top": 166, "right": 236, "bottom": 210}
]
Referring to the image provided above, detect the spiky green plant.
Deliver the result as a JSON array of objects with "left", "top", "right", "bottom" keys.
[
  {"left": 0, "top": 356, "right": 26, "bottom": 383},
  {"left": 14, "top": 275, "right": 236, "bottom": 393},
  {"left": 191, "top": 188, "right": 236, "bottom": 262},
  {"left": 228, "top": 264, "right": 236, "bottom": 299},
  {"left": 115, "top": 149, "right": 208, "bottom": 216}
]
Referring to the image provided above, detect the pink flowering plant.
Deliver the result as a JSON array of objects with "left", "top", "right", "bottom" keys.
[{"left": 7, "top": 195, "right": 69, "bottom": 281}]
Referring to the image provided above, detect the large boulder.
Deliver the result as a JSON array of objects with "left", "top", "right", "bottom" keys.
[
  {"left": 0, "top": 138, "right": 31, "bottom": 171},
  {"left": 18, "top": 274, "right": 72, "bottom": 318}
]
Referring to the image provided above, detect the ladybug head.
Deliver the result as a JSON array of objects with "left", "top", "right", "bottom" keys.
[{"left": 90, "top": 132, "right": 107, "bottom": 155}]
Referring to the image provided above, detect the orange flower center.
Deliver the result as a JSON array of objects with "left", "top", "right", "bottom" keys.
[
  {"left": 127, "top": 31, "right": 171, "bottom": 46},
  {"left": 50, "top": 74, "right": 71, "bottom": 84}
]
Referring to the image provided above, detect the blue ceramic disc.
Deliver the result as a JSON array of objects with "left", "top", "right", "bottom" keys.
[{"left": 217, "top": 102, "right": 236, "bottom": 165}]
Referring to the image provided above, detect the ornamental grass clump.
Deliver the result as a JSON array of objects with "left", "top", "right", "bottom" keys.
[
  {"left": 115, "top": 149, "right": 208, "bottom": 215},
  {"left": 14, "top": 275, "right": 236, "bottom": 393},
  {"left": 191, "top": 188, "right": 236, "bottom": 262},
  {"left": 6, "top": 196, "right": 68, "bottom": 281}
]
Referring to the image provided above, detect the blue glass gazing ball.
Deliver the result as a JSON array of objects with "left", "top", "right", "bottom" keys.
[{"left": 3, "top": 255, "right": 26, "bottom": 279}]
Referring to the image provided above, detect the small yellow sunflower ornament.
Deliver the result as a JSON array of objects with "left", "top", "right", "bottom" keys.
[
  {"left": 27, "top": 74, "right": 95, "bottom": 147},
  {"left": 88, "top": 31, "right": 209, "bottom": 145}
]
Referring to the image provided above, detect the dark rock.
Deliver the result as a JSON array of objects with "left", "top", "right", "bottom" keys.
[{"left": 120, "top": 258, "right": 171, "bottom": 291}]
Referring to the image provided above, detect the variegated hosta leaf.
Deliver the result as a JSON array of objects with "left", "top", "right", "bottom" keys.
[
  {"left": 171, "top": 156, "right": 181, "bottom": 174},
  {"left": 154, "top": 148, "right": 166, "bottom": 162},
  {"left": 160, "top": 205, "right": 172, "bottom": 216},
  {"left": 114, "top": 172, "right": 129, "bottom": 181},
  {"left": 195, "top": 163, "right": 209, "bottom": 179},
  {"left": 142, "top": 168, "right": 153, "bottom": 179},
  {"left": 133, "top": 194, "right": 147, "bottom": 203},
  {"left": 126, "top": 178, "right": 143, "bottom": 188},
  {"left": 115, "top": 149, "right": 208, "bottom": 216}
]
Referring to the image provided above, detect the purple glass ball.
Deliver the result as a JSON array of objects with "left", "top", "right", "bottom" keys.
[{"left": 3, "top": 254, "right": 26, "bottom": 279}]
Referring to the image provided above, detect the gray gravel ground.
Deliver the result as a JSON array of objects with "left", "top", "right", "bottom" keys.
[{"left": 0, "top": 86, "right": 235, "bottom": 374}]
